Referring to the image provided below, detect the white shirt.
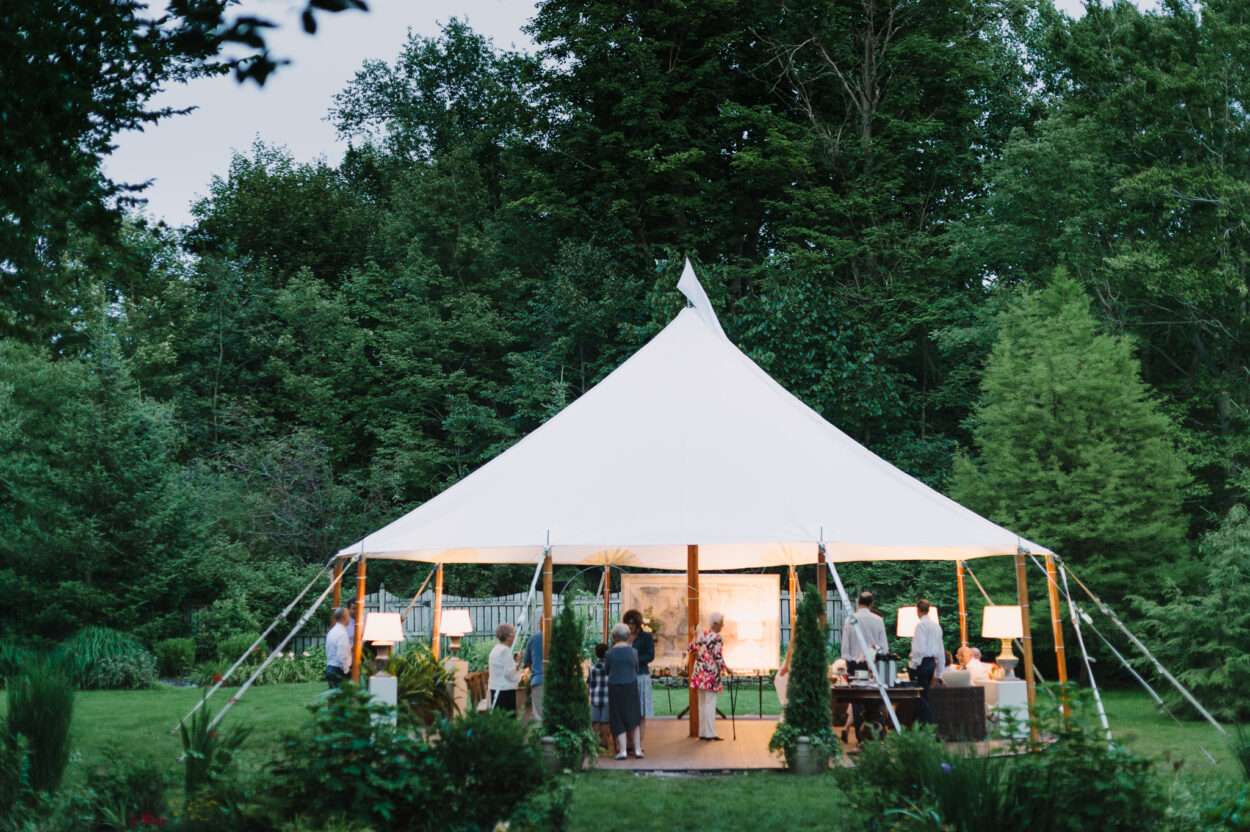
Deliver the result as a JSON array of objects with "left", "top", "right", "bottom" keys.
[
  {"left": 488, "top": 642, "right": 521, "bottom": 691},
  {"left": 965, "top": 657, "right": 992, "bottom": 683},
  {"left": 840, "top": 607, "right": 889, "bottom": 663},
  {"left": 909, "top": 617, "right": 946, "bottom": 678},
  {"left": 325, "top": 622, "right": 352, "bottom": 671}
]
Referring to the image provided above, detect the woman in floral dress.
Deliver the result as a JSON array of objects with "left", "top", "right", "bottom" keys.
[{"left": 688, "top": 612, "right": 731, "bottom": 740}]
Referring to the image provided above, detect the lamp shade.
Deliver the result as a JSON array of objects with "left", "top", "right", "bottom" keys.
[
  {"left": 895, "top": 605, "right": 939, "bottom": 638},
  {"left": 440, "top": 608, "right": 474, "bottom": 638},
  {"left": 362, "top": 612, "right": 405, "bottom": 645},
  {"left": 981, "top": 605, "right": 1024, "bottom": 640}
]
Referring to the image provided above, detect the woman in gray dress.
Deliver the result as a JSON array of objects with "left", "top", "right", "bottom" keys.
[{"left": 605, "top": 623, "right": 643, "bottom": 759}]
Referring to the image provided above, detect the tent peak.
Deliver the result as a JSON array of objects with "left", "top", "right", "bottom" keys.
[{"left": 676, "top": 258, "right": 727, "bottom": 340}]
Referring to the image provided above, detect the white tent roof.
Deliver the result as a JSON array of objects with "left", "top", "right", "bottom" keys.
[{"left": 340, "top": 261, "right": 1048, "bottom": 569}]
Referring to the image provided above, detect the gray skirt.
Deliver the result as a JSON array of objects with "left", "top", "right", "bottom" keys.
[
  {"left": 637, "top": 673, "right": 654, "bottom": 717},
  {"left": 608, "top": 682, "right": 641, "bottom": 735}
]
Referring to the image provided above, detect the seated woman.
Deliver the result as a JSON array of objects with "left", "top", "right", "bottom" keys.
[
  {"left": 606, "top": 623, "right": 643, "bottom": 760},
  {"left": 488, "top": 623, "right": 522, "bottom": 717}
]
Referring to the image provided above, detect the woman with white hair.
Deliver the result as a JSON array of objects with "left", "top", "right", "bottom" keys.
[
  {"left": 605, "top": 622, "right": 643, "bottom": 759},
  {"left": 688, "top": 612, "right": 732, "bottom": 740},
  {"left": 488, "top": 622, "right": 522, "bottom": 717}
]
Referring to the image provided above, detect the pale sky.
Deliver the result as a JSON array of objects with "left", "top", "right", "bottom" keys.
[{"left": 107, "top": 0, "right": 1103, "bottom": 227}]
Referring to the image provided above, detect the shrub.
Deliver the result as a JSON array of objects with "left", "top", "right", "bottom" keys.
[
  {"left": 265, "top": 684, "right": 449, "bottom": 829},
  {"left": 217, "top": 631, "right": 264, "bottom": 665},
  {"left": 387, "top": 644, "right": 455, "bottom": 728},
  {"left": 770, "top": 588, "right": 837, "bottom": 767},
  {"left": 6, "top": 655, "right": 74, "bottom": 793},
  {"left": 154, "top": 637, "right": 196, "bottom": 678},
  {"left": 179, "top": 696, "right": 252, "bottom": 799},
  {"left": 542, "top": 598, "right": 596, "bottom": 766},
  {"left": 192, "top": 593, "right": 262, "bottom": 661},
  {"left": 0, "top": 639, "right": 29, "bottom": 688},
  {"left": 0, "top": 733, "right": 30, "bottom": 819},
  {"left": 85, "top": 753, "right": 170, "bottom": 829},
  {"left": 434, "top": 709, "right": 548, "bottom": 829},
  {"left": 57, "top": 626, "right": 156, "bottom": 690}
]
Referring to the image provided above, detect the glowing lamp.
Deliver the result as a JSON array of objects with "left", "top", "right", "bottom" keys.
[
  {"left": 981, "top": 605, "right": 1024, "bottom": 678},
  {"left": 895, "top": 605, "right": 939, "bottom": 638},
  {"left": 440, "top": 608, "right": 474, "bottom": 656},
  {"left": 363, "top": 612, "right": 406, "bottom": 665}
]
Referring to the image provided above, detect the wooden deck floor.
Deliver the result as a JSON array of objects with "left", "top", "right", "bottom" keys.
[{"left": 595, "top": 717, "right": 785, "bottom": 771}]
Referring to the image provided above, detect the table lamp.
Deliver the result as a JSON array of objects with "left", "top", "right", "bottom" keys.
[
  {"left": 981, "top": 605, "right": 1024, "bottom": 678},
  {"left": 895, "top": 605, "right": 939, "bottom": 638},
  {"left": 440, "top": 608, "right": 474, "bottom": 656},
  {"left": 362, "top": 612, "right": 406, "bottom": 666}
]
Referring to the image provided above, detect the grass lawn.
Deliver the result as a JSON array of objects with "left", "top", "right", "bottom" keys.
[{"left": 2, "top": 682, "right": 1239, "bottom": 829}]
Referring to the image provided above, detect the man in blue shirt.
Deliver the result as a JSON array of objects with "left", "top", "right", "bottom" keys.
[{"left": 524, "top": 629, "right": 544, "bottom": 721}]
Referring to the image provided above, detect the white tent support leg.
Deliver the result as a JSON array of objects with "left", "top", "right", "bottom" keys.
[
  {"left": 824, "top": 550, "right": 901, "bottom": 733},
  {"left": 202, "top": 554, "right": 359, "bottom": 734},
  {"left": 173, "top": 556, "right": 337, "bottom": 732},
  {"left": 1057, "top": 564, "right": 1112, "bottom": 747},
  {"left": 1063, "top": 561, "right": 1227, "bottom": 737},
  {"left": 490, "top": 547, "right": 547, "bottom": 710}
]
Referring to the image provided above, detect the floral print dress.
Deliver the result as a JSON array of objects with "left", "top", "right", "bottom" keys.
[{"left": 688, "top": 628, "right": 726, "bottom": 692}]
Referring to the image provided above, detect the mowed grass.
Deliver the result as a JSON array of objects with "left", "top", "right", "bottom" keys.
[{"left": 1, "top": 682, "right": 1240, "bottom": 829}]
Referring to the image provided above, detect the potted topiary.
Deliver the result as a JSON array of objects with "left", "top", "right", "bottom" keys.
[
  {"left": 540, "top": 597, "right": 598, "bottom": 772},
  {"left": 769, "top": 588, "right": 838, "bottom": 773}
]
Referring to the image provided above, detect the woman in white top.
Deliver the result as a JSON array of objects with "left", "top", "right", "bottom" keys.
[{"left": 488, "top": 623, "right": 522, "bottom": 717}]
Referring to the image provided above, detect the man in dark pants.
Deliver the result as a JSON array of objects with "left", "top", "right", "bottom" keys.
[
  {"left": 908, "top": 598, "right": 945, "bottom": 724},
  {"left": 840, "top": 591, "right": 889, "bottom": 741},
  {"left": 324, "top": 607, "right": 352, "bottom": 688}
]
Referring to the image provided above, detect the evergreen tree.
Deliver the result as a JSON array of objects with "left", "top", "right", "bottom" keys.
[
  {"left": 951, "top": 272, "right": 1191, "bottom": 602},
  {"left": 541, "top": 598, "right": 593, "bottom": 764},
  {"left": 770, "top": 588, "right": 835, "bottom": 766},
  {"left": 1135, "top": 505, "right": 1250, "bottom": 722}
]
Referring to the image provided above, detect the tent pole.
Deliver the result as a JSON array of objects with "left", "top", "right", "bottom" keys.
[
  {"left": 816, "top": 547, "right": 828, "bottom": 628},
  {"left": 542, "top": 551, "right": 553, "bottom": 661},
  {"left": 687, "top": 544, "right": 700, "bottom": 739},
  {"left": 431, "top": 563, "right": 444, "bottom": 659},
  {"left": 351, "top": 556, "right": 367, "bottom": 683},
  {"left": 602, "top": 564, "right": 612, "bottom": 644},
  {"left": 332, "top": 557, "right": 344, "bottom": 610},
  {"left": 1014, "top": 549, "right": 1038, "bottom": 742},
  {"left": 788, "top": 565, "right": 798, "bottom": 635},
  {"left": 1045, "top": 555, "right": 1070, "bottom": 717},
  {"left": 955, "top": 561, "right": 969, "bottom": 649}
]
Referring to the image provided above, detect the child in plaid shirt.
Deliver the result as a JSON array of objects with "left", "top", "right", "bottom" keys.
[{"left": 587, "top": 643, "right": 611, "bottom": 750}]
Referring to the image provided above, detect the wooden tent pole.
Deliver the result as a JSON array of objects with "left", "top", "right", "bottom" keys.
[
  {"left": 956, "top": 561, "right": 969, "bottom": 649},
  {"left": 816, "top": 546, "right": 828, "bottom": 628},
  {"left": 542, "top": 551, "right": 553, "bottom": 661},
  {"left": 788, "top": 565, "right": 798, "bottom": 634},
  {"left": 332, "top": 558, "right": 344, "bottom": 610},
  {"left": 1045, "top": 554, "right": 1070, "bottom": 717},
  {"left": 431, "top": 563, "right": 444, "bottom": 659},
  {"left": 602, "top": 565, "right": 612, "bottom": 644},
  {"left": 687, "top": 544, "right": 700, "bottom": 738},
  {"left": 1015, "top": 551, "right": 1038, "bottom": 741},
  {"left": 350, "top": 556, "right": 367, "bottom": 683}
]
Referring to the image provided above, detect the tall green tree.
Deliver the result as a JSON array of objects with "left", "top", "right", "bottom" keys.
[{"left": 951, "top": 272, "right": 1191, "bottom": 601}]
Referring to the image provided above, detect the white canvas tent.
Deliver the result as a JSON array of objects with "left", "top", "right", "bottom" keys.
[{"left": 340, "top": 260, "right": 1048, "bottom": 569}]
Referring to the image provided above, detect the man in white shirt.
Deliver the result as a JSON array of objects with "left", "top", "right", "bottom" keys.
[
  {"left": 841, "top": 591, "right": 889, "bottom": 738},
  {"left": 957, "top": 646, "right": 993, "bottom": 683},
  {"left": 909, "top": 598, "right": 945, "bottom": 724},
  {"left": 324, "top": 607, "right": 353, "bottom": 688}
]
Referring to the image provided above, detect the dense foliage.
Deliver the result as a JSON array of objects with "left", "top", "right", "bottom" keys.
[
  {"left": 771, "top": 588, "right": 836, "bottom": 766},
  {"left": 542, "top": 597, "right": 596, "bottom": 766},
  {"left": 5, "top": 657, "right": 74, "bottom": 794},
  {"left": 2, "top": 0, "right": 1249, "bottom": 712},
  {"left": 1135, "top": 505, "right": 1250, "bottom": 721}
]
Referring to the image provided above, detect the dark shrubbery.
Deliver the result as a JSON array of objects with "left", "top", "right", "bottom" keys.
[
  {"left": 6, "top": 656, "right": 75, "bottom": 793},
  {"left": 154, "top": 637, "right": 196, "bottom": 678},
  {"left": 841, "top": 697, "right": 1163, "bottom": 831},
  {"left": 57, "top": 627, "right": 156, "bottom": 690},
  {"left": 265, "top": 685, "right": 561, "bottom": 831},
  {"left": 387, "top": 643, "right": 456, "bottom": 727}
]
